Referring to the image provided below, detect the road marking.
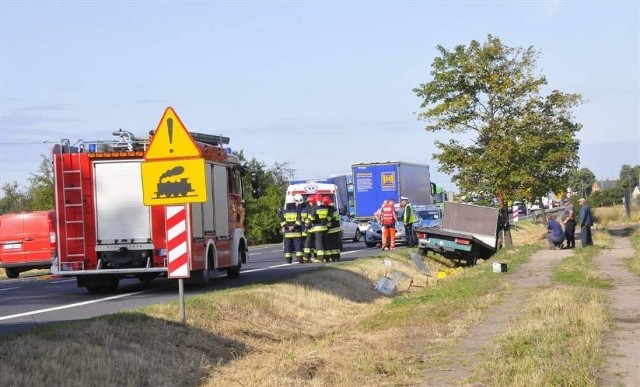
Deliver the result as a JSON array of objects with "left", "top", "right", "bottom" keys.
[
  {"left": 0, "top": 288, "right": 157, "bottom": 322},
  {"left": 0, "top": 252, "right": 368, "bottom": 323},
  {"left": 0, "top": 287, "right": 19, "bottom": 292},
  {"left": 341, "top": 248, "right": 369, "bottom": 255},
  {"left": 248, "top": 252, "right": 262, "bottom": 256},
  {"left": 50, "top": 279, "right": 75, "bottom": 284},
  {"left": 269, "top": 249, "right": 281, "bottom": 253},
  {"left": 242, "top": 263, "right": 292, "bottom": 273}
]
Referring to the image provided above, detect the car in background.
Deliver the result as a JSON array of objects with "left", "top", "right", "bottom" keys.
[
  {"left": 0, "top": 211, "right": 56, "bottom": 279},
  {"left": 340, "top": 215, "right": 360, "bottom": 243},
  {"left": 364, "top": 205, "right": 412, "bottom": 248},
  {"left": 413, "top": 204, "right": 443, "bottom": 228},
  {"left": 513, "top": 201, "right": 527, "bottom": 215}
]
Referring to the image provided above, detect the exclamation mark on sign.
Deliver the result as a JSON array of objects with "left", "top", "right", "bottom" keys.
[{"left": 167, "top": 118, "right": 174, "bottom": 153}]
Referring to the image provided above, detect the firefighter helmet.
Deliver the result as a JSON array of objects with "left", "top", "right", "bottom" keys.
[
  {"left": 307, "top": 195, "right": 317, "bottom": 205},
  {"left": 293, "top": 194, "right": 304, "bottom": 203},
  {"left": 285, "top": 194, "right": 295, "bottom": 204},
  {"left": 322, "top": 196, "right": 332, "bottom": 206}
]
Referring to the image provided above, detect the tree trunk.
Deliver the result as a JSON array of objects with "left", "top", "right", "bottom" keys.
[{"left": 501, "top": 205, "right": 513, "bottom": 248}]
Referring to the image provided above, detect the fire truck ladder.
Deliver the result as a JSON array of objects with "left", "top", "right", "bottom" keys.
[{"left": 61, "top": 149, "right": 87, "bottom": 268}]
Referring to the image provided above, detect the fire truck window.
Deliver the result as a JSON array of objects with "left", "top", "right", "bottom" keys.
[
  {"left": 228, "top": 168, "right": 238, "bottom": 194},
  {"left": 227, "top": 168, "right": 233, "bottom": 193},
  {"left": 236, "top": 171, "right": 243, "bottom": 197}
]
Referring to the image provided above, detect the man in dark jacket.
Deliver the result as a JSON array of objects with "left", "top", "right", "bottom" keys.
[
  {"left": 578, "top": 198, "right": 594, "bottom": 246},
  {"left": 546, "top": 215, "right": 565, "bottom": 249},
  {"left": 561, "top": 198, "right": 576, "bottom": 248}
]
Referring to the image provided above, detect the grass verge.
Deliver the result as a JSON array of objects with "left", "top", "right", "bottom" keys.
[
  {"left": 628, "top": 231, "right": 640, "bottom": 277},
  {"left": 476, "top": 286, "right": 608, "bottom": 386},
  {"left": 0, "top": 219, "right": 621, "bottom": 386},
  {"left": 552, "top": 231, "right": 613, "bottom": 289}
]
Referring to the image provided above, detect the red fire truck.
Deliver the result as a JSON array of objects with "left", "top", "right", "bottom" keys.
[{"left": 52, "top": 130, "right": 248, "bottom": 292}]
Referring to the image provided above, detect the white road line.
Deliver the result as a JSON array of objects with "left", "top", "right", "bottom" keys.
[
  {"left": 0, "top": 288, "right": 156, "bottom": 322},
  {"left": 50, "top": 279, "right": 75, "bottom": 284},
  {"left": 0, "top": 261, "right": 299, "bottom": 322},
  {"left": 269, "top": 249, "right": 281, "bottom": 253},
  {"left": 248, "top": 252, "right": 262, "bottom": 256},
  {"left": 242, "top": 263, "right": 293, "bottom": 273},
  {"left": 0, "top": 287, "right": 20, "bottom": 292}
]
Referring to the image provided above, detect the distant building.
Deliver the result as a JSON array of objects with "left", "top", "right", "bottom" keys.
[
  {"left": 633, "top": 186, "right": 640, "bottom": 198},
  {"left": 592, "top": 179, "right": 619, "bottom": 192}
]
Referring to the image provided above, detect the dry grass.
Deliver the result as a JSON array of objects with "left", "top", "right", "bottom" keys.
[
  {"left": 594, "top": 203, "right": 640, "bottom": 227},
  {"left": 477, "top": 286, "right": 609, "bottom": 386},
  {"left": 0, "top": 216, "right": 622, "bottom": 386},
  {"left": 629, "top": 231, "right": 640, "bottom": 276}
]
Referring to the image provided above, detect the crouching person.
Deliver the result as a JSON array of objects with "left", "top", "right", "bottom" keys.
[{"left": 546, "top": 215, "right": 565, "bottom": 250}]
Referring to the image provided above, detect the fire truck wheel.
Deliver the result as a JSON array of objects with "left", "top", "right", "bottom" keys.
[
  {"left": 138, "top": 274, "right": 157, "bottom": 284},
  {"left": 189, "top": 269, "right": 209, "bottom": 286},
  {"left": 227, "top": 259, "right": 242, "bottom": 278},
  {"left": 4, "top": 268, "right": 19, "bottom": 279}
]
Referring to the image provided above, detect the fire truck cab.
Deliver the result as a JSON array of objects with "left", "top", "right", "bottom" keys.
[{"left": 52, "top": 130, "right": 248, "bottom": 292}]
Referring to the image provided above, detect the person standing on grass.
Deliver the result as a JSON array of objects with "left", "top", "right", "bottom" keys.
[
  {"left": 578, "top": 198, "right": 594, "bottom": 246},
  {"left": 380, "top": 198, "right": 397, "bottom": 250},
  {"left": 546, "top": 214, "right": 565, "bottom": 249},
  {"left": 561, "top": 197, "right": 576, "bottom": 249},
  {"left": 400, "top": 196, "right": 417, "bottom": 247}
]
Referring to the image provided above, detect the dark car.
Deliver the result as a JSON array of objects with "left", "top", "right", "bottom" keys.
[{"left": 414, "top": 205, "right": 443, "bottom": 228}]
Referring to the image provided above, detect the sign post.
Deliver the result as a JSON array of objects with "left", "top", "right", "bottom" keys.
[{"left": 141, "top": 107, "right": 207, "bottom": 324}]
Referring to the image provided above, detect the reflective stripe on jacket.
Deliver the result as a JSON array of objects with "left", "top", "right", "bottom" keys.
[
  {"left": 381, "top": 204, "right": 395, "bottom": 226},
  {"left": 308, "top": 206, "right": 330, "bottom": 232},
  {"left": 403, "top": 203, "right": 416, "bottom": 224}
]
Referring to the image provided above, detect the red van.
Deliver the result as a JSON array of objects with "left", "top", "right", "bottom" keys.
[{"left": 0, "top": 211, "right": 56, "bottom": 279}]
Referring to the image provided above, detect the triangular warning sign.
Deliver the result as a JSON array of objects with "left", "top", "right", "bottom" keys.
[{"left": 145, "top": 107, "right": 202, "bottom": 160}]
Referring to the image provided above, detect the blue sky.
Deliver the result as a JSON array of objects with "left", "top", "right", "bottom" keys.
[{"left": 1, "top": 1, "right": 638, "bottom": 193}]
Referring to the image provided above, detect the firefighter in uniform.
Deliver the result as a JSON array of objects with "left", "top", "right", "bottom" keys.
[
  {"left": 302, "top": 195, "right": 317, "bottom": 262},
  {"left": 281, "top": 195, "right": 304, "bottom": 263},
  {"left": 307, "top": 194, "right": 330, "bottom": 262},
  {"left": 380, "top": 198, "right": 397, "bottom": 250},
  {"left": 325, "top": 196, "right": 341, "bottom": 262}
]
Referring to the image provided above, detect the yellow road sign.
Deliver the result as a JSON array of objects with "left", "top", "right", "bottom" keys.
[
  {"left": 145, "top": 107, "right": 202, "bottom": 160},
  {"left": 141, "top": 158, "right": 207, "bottom": 205}
]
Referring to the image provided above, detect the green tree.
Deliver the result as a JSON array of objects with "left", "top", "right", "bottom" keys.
[
  {"left": 414, "top": 35, "right": 582, "bottom": 246},
  {"left": 234, "top": 150, "right": 293, "bottom": 245},
  {"left": 0, "top": 181, "right": 29, "bottom": 214},
  {"left": 28, "top": 154, "right": 55, "bottom": 210},
  {"left": 567, "top": 168, "right": 596, "bottom": 197},
  {"left": 618, "top": 164, "right": 640, "bottom": 189}
]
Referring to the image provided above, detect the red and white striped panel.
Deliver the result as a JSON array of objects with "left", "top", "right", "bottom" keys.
[
  {"left": 512, "top": 206, "right": 519, "bottom": 222},
  {"left": 166, "top": 205, "right": 190, "bottom": 278}
]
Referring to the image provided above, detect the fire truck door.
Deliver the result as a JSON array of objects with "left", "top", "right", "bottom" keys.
[{"left": 212, "top": 164, "right": 229, "bottom": 237}]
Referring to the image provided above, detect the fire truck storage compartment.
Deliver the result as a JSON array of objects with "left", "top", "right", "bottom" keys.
[
  {"left": 212, "top": 164, "right": 229, "bottom": 237},
  {"left": 93, "top": 160, "right": 152, "bottom": 268}
]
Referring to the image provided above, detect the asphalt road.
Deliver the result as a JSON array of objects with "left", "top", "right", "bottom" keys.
[{"left": 0, "top": 240, "right": 379, "bottom": 335}]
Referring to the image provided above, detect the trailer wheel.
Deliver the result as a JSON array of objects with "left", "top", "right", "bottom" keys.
[
  {"left": 468, "top": 250, "right": 479, "bottom": 266},
  {"left": 4, "top": 268, "right": 19, "bottom": 279},
  {"left": 365, "top": 242, "right": 376, "bottom": 248},
  {"left": 352, "top": 231, "right": 360, "bottom": 243}
]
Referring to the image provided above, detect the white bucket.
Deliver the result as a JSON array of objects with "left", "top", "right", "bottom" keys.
[{"left": 493, "top": 262, "right": 508, "bottom": 273}]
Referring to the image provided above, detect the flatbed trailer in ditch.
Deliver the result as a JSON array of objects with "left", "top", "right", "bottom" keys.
[{"left": 415, "top": 201, "right": 500, "bottom": 265}]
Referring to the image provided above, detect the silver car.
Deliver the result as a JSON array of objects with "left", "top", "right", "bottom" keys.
[{"left": 364, "top": 206, "right": 409, "bottom": 248}]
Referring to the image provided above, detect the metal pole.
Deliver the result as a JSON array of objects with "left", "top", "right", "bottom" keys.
[{"left": 179, "top": 278, "right": 186, "bottom": 325}]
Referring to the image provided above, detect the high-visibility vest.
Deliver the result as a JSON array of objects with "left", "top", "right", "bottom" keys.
[
  {"left": 403, "top": 203, "right": 416, "bottom": 224},
  {"left": 381, "top": 204, "right": 395, "bottom": 226}
]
